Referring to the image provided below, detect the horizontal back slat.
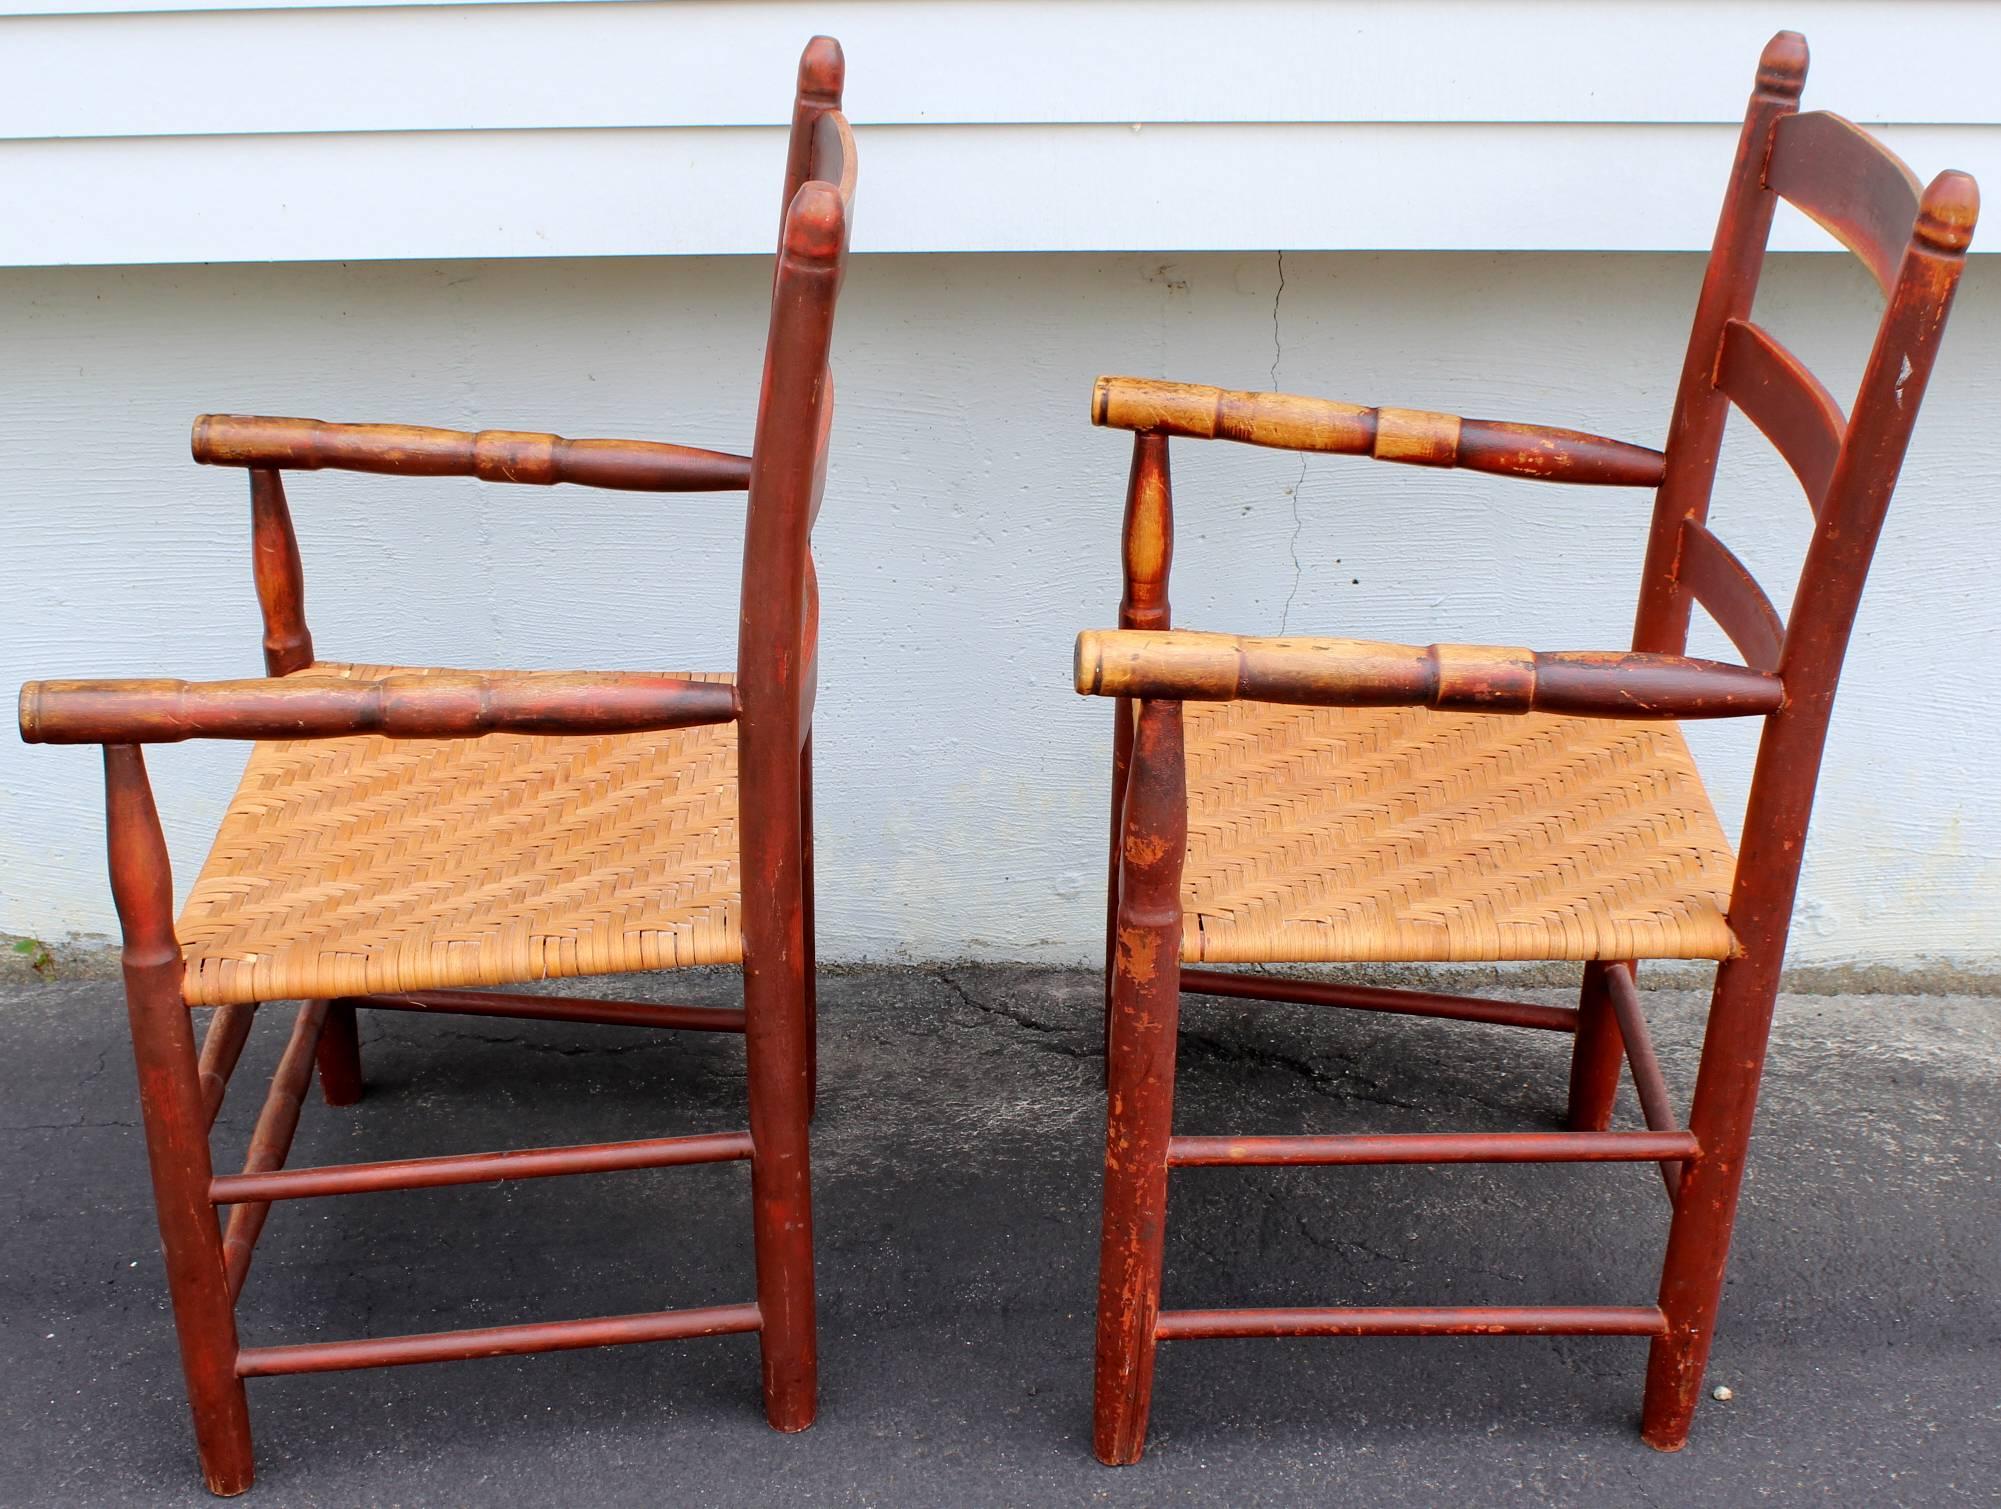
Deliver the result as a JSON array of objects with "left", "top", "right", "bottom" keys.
[
  {"left": 1715, "top": 318, "right": 1846, "bottom": 512},
  {"left": 1679, "top": 519, "right": 1785, "bottom": 672},
  {"left": 1765, "top": 110, "right": 1923, "bottom": 291}
]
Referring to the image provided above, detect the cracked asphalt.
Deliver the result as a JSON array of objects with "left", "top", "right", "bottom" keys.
[{"left": 2, "top": 966, "right": 1996, "bottom": 1505}]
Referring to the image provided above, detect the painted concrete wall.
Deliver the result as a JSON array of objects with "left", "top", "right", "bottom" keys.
[{"left": 5, "top": 249, "right": 1998, "bottom": 964}]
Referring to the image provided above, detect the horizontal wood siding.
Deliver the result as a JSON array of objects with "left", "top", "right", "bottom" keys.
[{"left": 6, "top": 0, "right": 1999, "bottom": 264}]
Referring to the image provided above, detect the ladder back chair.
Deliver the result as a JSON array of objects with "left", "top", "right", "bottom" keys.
[
  {"left": 16, "top": 36, "right": 853, "bottom": 1497},
  {"left": 1079, "top": 32, "right": 1975, "bottom": 1464}
]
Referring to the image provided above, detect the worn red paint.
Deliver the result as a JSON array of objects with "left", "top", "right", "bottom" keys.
[
  {"left": 1084, "top": 31, "right": 1977, "bottom": 1464},
  {"left": 19, "top": 36, "right": 854, "bottom": 1493}
]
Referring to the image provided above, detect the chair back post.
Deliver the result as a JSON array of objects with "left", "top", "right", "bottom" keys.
[
  {"left": 774, "top": 37, "right": 848, "bottom": 735},
  {"left": 739, "top": 182, "right": 846, "bottom": 859},
  {"left": 1714, "top": 174, "right": 1976, "bottom": 989},
  {"left": 779, "top": 37, "right": 846, "bottom": 251},
  {"left": 1645, "top": 158, "right": 1976, "bottom": 1452},
  {"left": 1632, "top": 32, "right": 1806, "bottom": 655},
  {"left": 734, "top": 177, "right": 847, "bottom": 1434},
  {"left": 247, "top": 467, "right": 314, "bottom": 675}
]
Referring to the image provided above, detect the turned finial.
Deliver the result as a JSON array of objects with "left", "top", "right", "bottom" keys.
[
  {"left": 783, "top": 180, "right": 846, "bottom": 261},
  {"left": 798, "top": 36, "right": 845, "bottom": 103},
  {"left": 1755, "top": 31, "right": 1808, "bottom": 98},
  {"left": 1915, "top": 170, "right": 1980, "bottom": 253}
]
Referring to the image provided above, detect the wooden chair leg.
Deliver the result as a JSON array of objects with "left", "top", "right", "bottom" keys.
[
  {"left": 741, "top": 789, "right": 818, "bottom": 1436},
  {"left": 800, "top": 733, "right": 818, "bottom": 1118},
  {"left": 1641, "top": 953, "right": 1782, "bottom": 1449},
  {"left": 1565, "top": 960, "right": 1626, "bottom": 1131},
  {"left": 1101, "top": 696, "right": 1134, "bottom": 1072},
  {"left": 105, "top": 746, "right": 255, "bottom": 1496},
  {"left": 314, "top": 998, "right": 364, "bottom": 1106},
  {"left": 1093, "top": 699, "right": 1187, "bottom": 1466}
]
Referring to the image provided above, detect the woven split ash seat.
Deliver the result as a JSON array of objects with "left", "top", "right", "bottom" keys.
[
  {"left": 1178, "top": 699, "right": 1738, "bottom": 966},
  {"left": 178, "top": 665, "right": 744, "bottom": 1009}
]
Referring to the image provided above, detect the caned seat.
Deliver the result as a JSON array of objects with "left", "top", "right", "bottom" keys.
[
  {"left": 178, "top": 664, "right": 742, "bottom": 1008},
  {"left": 1179, "top": 699, "right": 1737, "bottom": 965}
]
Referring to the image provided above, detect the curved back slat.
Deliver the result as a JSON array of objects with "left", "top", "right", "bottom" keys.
[
  {"left": 1765, "top": 111, "right": 1923, "bottom": 293},
  {"left": 811, "top": 110, "right": 858, "bottom": 216},
  {"left": 1679, "top": 520, "right": 1785, "bottom": 672},
  {"left": 1780, "top": 174, "right": 1977, "bottom": 681},
  {"left": 1715, "top": 319, "right": 1846, "bottom": 514}
]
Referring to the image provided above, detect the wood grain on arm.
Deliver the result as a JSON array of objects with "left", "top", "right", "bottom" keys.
[
  {"left": 1092, "top": 377, "right": 1666, "bottom": 487},
  {"left": 193, "top": 415, "right": 753, "bottom": 492},
  {"left": 1073, "top": 628, "right": 1782, "bottom": 719},
  {"left": 20, "top": 670, "right": 740, "bottom": 744}
]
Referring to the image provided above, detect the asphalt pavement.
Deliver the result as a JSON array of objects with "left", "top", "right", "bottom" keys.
[{"left": 2, "top": 966, "right": 1994, "bottom": 1505}]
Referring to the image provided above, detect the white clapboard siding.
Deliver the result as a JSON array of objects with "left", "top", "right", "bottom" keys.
[
  {"left": 5, "top": 0, "right": 1998, "bottom": 262},
  {"left": 3, "top": 0, "right": 566, "bottom": 11},
  {"left": 6, "top": 0, "right": 1999, "bottom": 138},
  {"left": 3, "top": 122, "right": 1984, "bottom": 266}
]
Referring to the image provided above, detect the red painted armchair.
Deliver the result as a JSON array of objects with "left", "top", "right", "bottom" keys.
[
  {"left": 1080, "top": 32, "right": 1976, "bottom": 1464},
  {"left": 17, "top": 36, "right": 853, "bottom": 1498}
]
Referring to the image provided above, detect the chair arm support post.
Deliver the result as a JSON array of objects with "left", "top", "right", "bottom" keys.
[
  {"left": 20, "top": 671, "right": 740, "bottom": 745},
  {"left": 1120, "top": 433, "right": 1174, "bottom": 631},
  {"left": 193, "top": 415, "right": 753, "bottom": 493},
  {"left": 1074, "top": 630, "right": 1783, "bottom": 720},
  {"left": 248, "top": 468, "right": 315, "bottom": 675},
  {"left": 1093, "top": 376, "right": 1666, "bottom": 488}
]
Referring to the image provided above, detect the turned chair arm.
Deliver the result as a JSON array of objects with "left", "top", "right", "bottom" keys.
[
  {"left": 1092, "top": 376, "right": 1666, "bottom": 488},
  {"left": 193, "top": 414, "right": 753, "bottom": 492},
  {"left": 20, "top": 670, "right": 740, "bottom": 745},
  {"left": 1074, "top": 630, "right": 1782, "bottom": 720}
]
